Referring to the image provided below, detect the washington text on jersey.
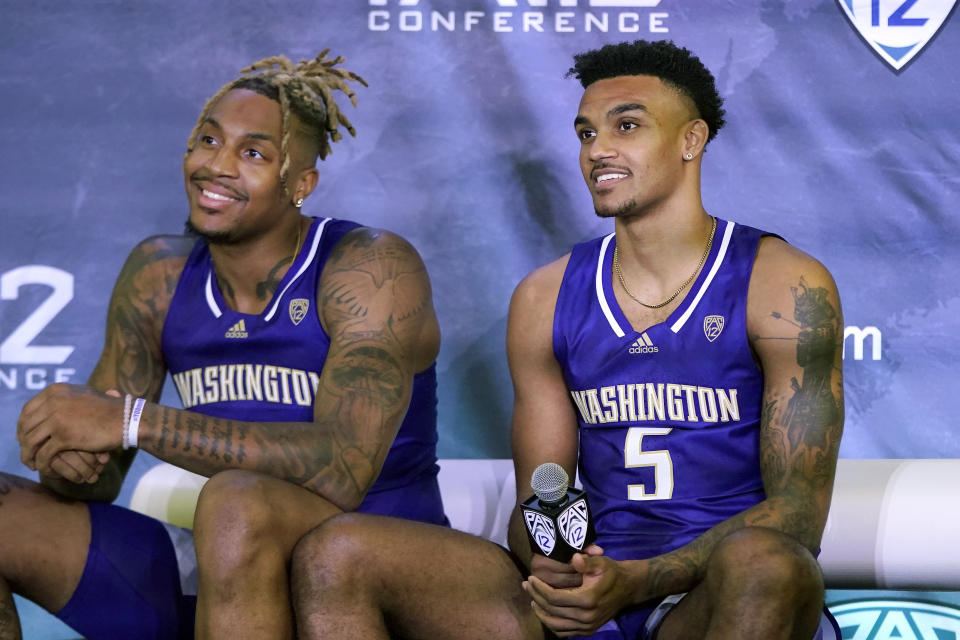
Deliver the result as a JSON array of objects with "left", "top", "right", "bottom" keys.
[
  {"left": 172, "top": 364, "right": 321, "bottom": 409},
  {"left": 570, "top": 383, "right": 740, "bottom": 425}
]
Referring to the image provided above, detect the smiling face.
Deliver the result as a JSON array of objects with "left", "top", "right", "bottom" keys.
[
  {"left": 575, "top": 74, "right": 699, "bottom": 219},
  {"left": 183, "top": 88, "right": 315, "bottom": 244}
]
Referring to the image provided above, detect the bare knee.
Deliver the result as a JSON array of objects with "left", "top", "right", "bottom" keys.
[
  {"left": 707, "top": 527, "right": 824, "bottom": 604},
  {"left": 292, "top": 513, "right": 374, "bottom": 596},
  {"left": 194, "top": 470, "right": 279, "bottom": 572}
]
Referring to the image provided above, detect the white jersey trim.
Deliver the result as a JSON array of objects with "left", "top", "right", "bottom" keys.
[
  {"left": 596, "top": 233, "right": 625, "bottom": 338},
  {"left": 204, "top": 271, "right": 222, "bottom": 318},
  {"left": 202, "top": 217, "right": 331, "bottom": 320},
  {"left": 264, "top": 217, "right": 330, "bottom": 322},
  {"left": 670, "top": 219, "right": 735, "bottom": 334}
]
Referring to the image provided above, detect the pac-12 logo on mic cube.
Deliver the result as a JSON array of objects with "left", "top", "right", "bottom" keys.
[{"left": 520, "top": 462, "right": 596, "bottom": 562}]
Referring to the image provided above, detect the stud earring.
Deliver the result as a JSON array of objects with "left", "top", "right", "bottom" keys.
[
  {"left": 684, "top": 153, "right": 693, "bottom": 160},
  {"left": 294, "top": 198, "right": 304, "bottom": 208}
]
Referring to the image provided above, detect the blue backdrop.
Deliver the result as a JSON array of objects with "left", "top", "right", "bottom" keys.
[{"left": 2, "top": 0, "right": 959, "bottom": 636}]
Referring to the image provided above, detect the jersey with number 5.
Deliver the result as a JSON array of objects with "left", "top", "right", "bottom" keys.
[{"left": 552, "top": 219, "right": 770, "bottom": 561}]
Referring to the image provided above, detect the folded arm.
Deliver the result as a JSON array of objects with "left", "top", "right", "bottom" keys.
[{"left": 19, "top": 229, "right": 440, "bottom": 511}]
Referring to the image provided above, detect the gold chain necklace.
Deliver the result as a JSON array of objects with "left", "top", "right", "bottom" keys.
[{"left": 613, "top": 216, "right": 717, "bottom": 309}]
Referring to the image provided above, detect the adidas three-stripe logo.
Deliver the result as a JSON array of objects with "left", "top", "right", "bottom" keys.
[
  {"left": 225, "top": 319, "right": 248, "bottom": 339},
  {"left": 628, "top": 332, "right": 658, "bottom": 354}
]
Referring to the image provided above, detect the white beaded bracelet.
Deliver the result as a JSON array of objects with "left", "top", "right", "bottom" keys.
[{"left": 123, "top": 393, "right": 132, "bottom": 423}]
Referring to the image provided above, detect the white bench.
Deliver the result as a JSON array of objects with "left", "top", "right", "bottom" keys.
[{"left": 130, "top": 458, "right": 960, "bottom": 590}]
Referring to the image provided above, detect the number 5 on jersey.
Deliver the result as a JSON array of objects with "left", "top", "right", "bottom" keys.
[{"left": 625, "top": 427, "right": 674, "bottom": 501}]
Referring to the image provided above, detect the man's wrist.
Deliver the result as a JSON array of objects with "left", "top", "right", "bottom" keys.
[
  {"left": 122, "top": 395, "right": 145, "bottom": 450},
  {"left": 618, "top": 558, "right": 656, "bottom": 607}
]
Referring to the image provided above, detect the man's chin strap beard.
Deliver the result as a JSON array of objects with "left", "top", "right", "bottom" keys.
[
  {"left": 184, "top": 219, "right": 233, "bottom": 245},
  {"left": 594, "top": 198, "right": 640, "bottom": 219}
]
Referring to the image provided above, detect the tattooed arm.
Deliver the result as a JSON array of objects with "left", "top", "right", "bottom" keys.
[
  {"left": 745, "top": 236, "right": 844, "bottom": 550},
  {"left": 29, "top": 236, "right": 191, "bottom": 502},
  {"left": 138, "top": 228, "right": 438, "bottom": 509},
  {"left": 19, "top": 228, "right": 440, "bottom": 511}
]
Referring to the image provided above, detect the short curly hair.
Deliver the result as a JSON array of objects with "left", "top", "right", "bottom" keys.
[{"left": 567, "top": 40, "right": 725, "bottom": 143}]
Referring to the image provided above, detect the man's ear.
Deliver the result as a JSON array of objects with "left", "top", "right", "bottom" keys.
[
  {"left": 292, "top": 167, "right": 320, "bottom": 205},
  {"left": 681, "top": 119, "right": 709, "bottom": 161}
]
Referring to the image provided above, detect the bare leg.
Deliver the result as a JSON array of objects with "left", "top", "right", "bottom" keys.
[
  {"left": 0, "top": 473, "right": 91, "bottom": 640},
  {"left": 292, "top": 513, "right": 544, "bottom": 640},
  {"left": 0, "top": 581, "right": 21, "bottom": 640},
  {"left": 657, "top": 527, "right": 825, "bottom": 640},
  {"left": 192, "top": 470, "right": 342, "bottom": 640}
]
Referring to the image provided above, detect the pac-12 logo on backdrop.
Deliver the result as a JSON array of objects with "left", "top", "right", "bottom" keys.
[
  {"left": 829, "top": 599, "right": 960, "bottom": 639},
  {"left": 1, "top": 265, "right": 77, "bottom": 391},
  {"left": 836, "top": 0, "right": 958, "bottom": 71}
]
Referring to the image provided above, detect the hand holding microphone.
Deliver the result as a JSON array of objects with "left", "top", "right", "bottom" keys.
[{"left": 520, "top": 462, "right": 597, "bottom": 562}]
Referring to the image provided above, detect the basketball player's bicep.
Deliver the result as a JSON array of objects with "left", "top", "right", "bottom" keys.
[
  {"left": 750, "top": 254, "right": 844, "bottom": 507},
  {"left": 89, "top": 238, "right": 185, "bottom": 400},
  {"left": 319, "top": 230, "right": 438, "bottom": 370},
  {"left": 507, "top": 273, "right": 579, "bottom": 494}
]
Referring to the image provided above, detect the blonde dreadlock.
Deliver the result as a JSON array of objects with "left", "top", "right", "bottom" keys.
[{"left": 185, "top": 49, "right": 367, "bottom": 193}]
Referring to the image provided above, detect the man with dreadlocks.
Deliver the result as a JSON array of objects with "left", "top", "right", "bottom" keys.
[{"left": 4, "top": 49, "right": 447, "bottom": 640}]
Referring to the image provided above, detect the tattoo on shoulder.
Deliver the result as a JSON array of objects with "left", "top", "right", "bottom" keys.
[
  {"left": 320, "top": 231, "right": 431, "bottom": 348},
  {"left": 92, "top": 237, "right": 192, "bottom": 397}
]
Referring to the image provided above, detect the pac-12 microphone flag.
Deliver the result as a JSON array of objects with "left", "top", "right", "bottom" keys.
[{"left": 520, "top": 462, "right": 597, "bottom": 562}]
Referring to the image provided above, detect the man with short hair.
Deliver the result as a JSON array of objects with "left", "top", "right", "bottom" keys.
[
  {"left": 290, "top": 40, "right": 844, "bottom": 640},
  {"left": 3, "top": 50, "right": 447, "bottom": 640}
]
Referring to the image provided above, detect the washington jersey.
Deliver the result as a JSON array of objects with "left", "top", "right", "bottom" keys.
[
  {"left": 161, "top": 217, "right": 444, "bottom": 520},
  {"left": 553, "top": 218, "right": 770, "bottom": 561}
]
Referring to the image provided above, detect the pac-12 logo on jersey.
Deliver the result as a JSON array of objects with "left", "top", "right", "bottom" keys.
[
  {"left": 523, "top": 509, "right": 557, "bottom": 556},
  {"left": 289, "top": 298, "right": 310, "bottom": 326},
  {"left": 836, "top": 0, "right": 957, "bottom": 71},
  {"left": 703, "top": 315, "right": 724, "bottom": 342},
  {"left": 557, "top": 499, "right": 590, "bottom": 550}
]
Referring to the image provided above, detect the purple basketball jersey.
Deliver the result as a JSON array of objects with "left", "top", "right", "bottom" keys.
[
  {"left": 553, "top": 219, "right": 770, "bottom": 561},
  {"left": 161, "top": 217, "right": 444, "bottom": 522}
]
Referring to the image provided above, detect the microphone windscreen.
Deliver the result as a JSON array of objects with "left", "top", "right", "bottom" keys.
[{"left": 531, "top": 462, "right": 569, "bottom": 505}]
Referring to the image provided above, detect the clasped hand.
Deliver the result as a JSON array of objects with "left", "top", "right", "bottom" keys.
[
  {"left": 17, "top": 383, "right": 121, "bottom": 483},
  {"left": 523, "top": 545, "right": 631, "bottom": 637}
]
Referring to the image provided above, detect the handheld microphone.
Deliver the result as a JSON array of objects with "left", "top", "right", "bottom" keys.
[{"left": 520, "top": 462, "right": 597, "bottom": 562}]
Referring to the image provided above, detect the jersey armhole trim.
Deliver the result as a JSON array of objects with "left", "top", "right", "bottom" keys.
[{"left": 670, "top": 220, "right": 735, "bottom": 334}]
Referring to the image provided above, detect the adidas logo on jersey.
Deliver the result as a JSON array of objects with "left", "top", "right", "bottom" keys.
[
  {"left": 225, "top": 319, "right": 248, "bottom": 339},
  {"left": 629, "top": 332, "right": 658, "bottom": 354}
]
